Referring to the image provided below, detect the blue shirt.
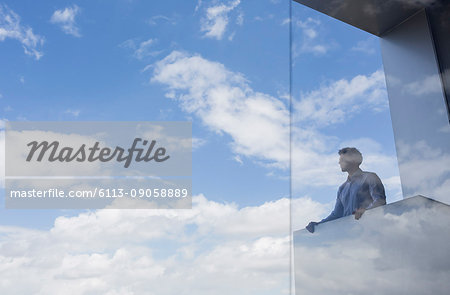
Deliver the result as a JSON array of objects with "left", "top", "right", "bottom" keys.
[{"left": 320, "top": 169, "right": 386, "bottom": 223}]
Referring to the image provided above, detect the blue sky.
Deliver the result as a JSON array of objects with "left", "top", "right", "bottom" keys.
[
  {"left": 0, "top": 0, "right": 290, "bottom": 225},
  {"left": 0, "top": 1, "right": 401, "bottom": 294}
]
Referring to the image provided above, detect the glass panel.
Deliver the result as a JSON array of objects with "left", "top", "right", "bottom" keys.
[
  {"left": 381, "top": 10, "right": 450, "bottom": 204},
  {"left": 294, "top": 196, "right": 450, "bottom": 295}
]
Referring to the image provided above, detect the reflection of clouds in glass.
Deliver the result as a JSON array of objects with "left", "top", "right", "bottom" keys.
[
  {"left": 294, "top": 196, "right": 450, "bottom": 295},
  {"left": 292, "top": 17, "right": 330, "bottom": 56},
  {"left": 396, "top": 140, "right": 450, "bottom": 203},
  {"left": 294, "top": 70, "right": 388, "bottom": 128},
  {"left": 0, "top": 129, "right": 4, "bottom": 188},
  {"left": 379, "top": 8, "right": 450, "bottom": 206},
  {"left": 403, "top": 74, "right": 442, "bottom": 96}
]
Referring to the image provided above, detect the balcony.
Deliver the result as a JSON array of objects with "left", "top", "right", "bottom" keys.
[{"left": 294, "top": 195, "right": 450, "bottom": 294}]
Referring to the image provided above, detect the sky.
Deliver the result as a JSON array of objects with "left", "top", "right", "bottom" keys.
[{"left": 0, "top": 0, "right": 402, "bottom": 294}]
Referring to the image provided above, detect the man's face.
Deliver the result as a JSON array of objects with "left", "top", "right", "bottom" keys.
[{"left": 339, "top": 154, "right": 351, "bottom": 172}]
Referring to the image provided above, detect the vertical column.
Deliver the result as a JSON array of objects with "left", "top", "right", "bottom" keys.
[
  {"left": 380, "top": 10, "right": 450, "bottom": 204},
  {"left": 427, "top": 1, "right": 450, "bottom": 122}
]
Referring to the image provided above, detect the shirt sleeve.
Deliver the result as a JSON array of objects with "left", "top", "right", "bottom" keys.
[
  {"left": 366, "top": 173, "right": 387, "bottom": 209},
  {"left": 320, "top": 195, "right": 344, "bottom": 223}
]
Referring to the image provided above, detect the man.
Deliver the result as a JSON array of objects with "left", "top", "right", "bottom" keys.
[{"left": 306, "top": 147, "right": 386, "bottom": 233}]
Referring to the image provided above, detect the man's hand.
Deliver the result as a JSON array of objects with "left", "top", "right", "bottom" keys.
[
  {"left": 354, "top": 208, "right": 366, "bottom": 220},
  {"left": 306, "top": 221, "right": 319, "bottom": 233}
]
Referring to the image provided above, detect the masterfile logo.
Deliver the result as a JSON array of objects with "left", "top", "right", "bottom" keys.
[
  {"left": 5, "top": 121, "right": 192, "bottom": 209},
  {"left": 26, "top": 138, "right": 170, "bottom": 168},
  {"left": 6, "top": 121, "right": 190, "bottom": 177}
]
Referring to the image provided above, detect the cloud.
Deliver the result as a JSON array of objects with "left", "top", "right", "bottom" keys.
[
  {"left": 291, "top": 71, "right": 397, "bottom": 190},
  {"left": 396, "top": 140, "right": 450, "bottom": 203},
  {"left": 195, "top": 0, "right": 203, "bottom": 12},
  {"left": 147, "top": 15, "right": 178, "bottom": 26},
  {"left": 293, "top": 17, "right": 329, "bottom": 56},
  {"left": 150, "top": 51, "right": 400, "bottom": 195},
  {"left": 64, "top": 109, "right": 80, "bottom": 117},
  {"left": 280, "top": 18, "right": 290, "bottom": 25},
  {"left": 234, "top": 155, "right": 243, "bottom": 165},
  {"left": 0, "top": 124, "right": 4, "bottom": 189},
  {"left": 236, "top": 11, "right": 244, "bottom": 26},
  {"left": 134, "top": 39, "right": 160, "bottom": 59},
  {"left": 0, "top": 194, "right": 328, "bottom": 294},
  {"left": 0, "top": 4, "right": 44, "bottom": 59},
  {"left": 120, "top": 38, "right": 162, "bottom": 60},
  {"left": 192, "top": 137, "right": 207, "bottom": 150},
  {"left": 294, "top": 70, "right": 389, "bottom": 128},
  {"left": 351, "top": 37, "right": 378, "bottom": 55},
  {"left": 403, "top": 74, "right": 442, "bottom": 96},
  {"left": 200, "top": 0, "right": 241, "bottom": 40},
  {"left": 151, "top": 51, "right": 290, "bottom": 169},
  {"left": 294, "top": 197, "right": 450, "bottom": 294},
  {"left": 50, "top": 5, "right": 81, "bottom": 37},
  {"left": 253, "top": 14, "right": 275, "bottom": 22}
]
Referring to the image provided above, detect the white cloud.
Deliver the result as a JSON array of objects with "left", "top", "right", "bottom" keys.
[
  {"left": 236, "top": 11, "right": 244, "bottom": 26},
  {"left": 64, "top": 109, "right": 80, "bottom": 117},
  {"left": 234, "top": 155, "right": 243, "bottom": 165},
  {"left": 291, "top": 72, "right": 398, "bottom": 191},
  {"left": 147, "top": 15, "right": 177, "bottom": 26},
  {"left": 293, "top": 17, "right": 329, "bottom": 56},
  {"left": 294, "top": 197, "right": 450, "bottom": 294},
  {"left": 195, "top": 0, "right": 203, "bottom": 12},
  {"left": 227, "top": 31, "right": 236, "bottom": 41},
  {"left": 151, "top": 51, "right": 290, "bottom": 169},
  {"left": 200, "top": 0, "right": 241, "bottom": 40},
  {"left": 0, "top": 125, "right": 4, "bottom": 189},
  {"left": 0, "top": 194, "right": 328, "bottom": 294},
  {"left": 352, "top": 37, "right": 377, "bottom": 55},
  {"left": 50, "top": 5, "right": 81, "bottom": 37},
  {"left": 150, "top": 51, "right": 400, "bottom": 194},
  {"left": 192, "top": 137, "right": 207, "bottom": 150},
  {"left": 403, "top": 74, "right": 442, "bottom": 96},
  {"left": 0, "top": 4, "right": 44, "bottom": 60},
  {"left": 294, "top": 69, "right": 389, "bottom": 128},
  {"left": 120, "top": 38, "right": 162, "bottom": 60},
  {"left": 280, "top": 18, "right": 290, "bottom": 25},
  {"left": 253, "top": 14, "right": 275, "bottom": 22},
  {"left": 396, "top": 140, "right": 450, "bottom": 203},
  {"left": 134, "top": 38, "right": 159, "bottom": 59}
]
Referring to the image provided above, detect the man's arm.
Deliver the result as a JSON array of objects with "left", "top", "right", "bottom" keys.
[
  {"left": 320, "top": 196, "right": 344, "bottom": 223},
  {"left": 306, "top": 191, "right": 344, "bottom": 233},
  {"left": 366, "top": 173, "right": 386, "bottom": 209},
  {"left": 355, "top": 173, "right": 386, "bottom": 220}
]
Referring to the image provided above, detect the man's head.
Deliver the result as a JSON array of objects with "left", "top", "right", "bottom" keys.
[{"left": 338, "top": 147, "right": 362, "bottom": 172}]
